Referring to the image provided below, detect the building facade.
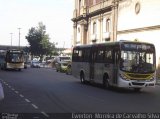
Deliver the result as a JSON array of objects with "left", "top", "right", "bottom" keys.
[
  {"left": 117, "top": 0, "right": 160, "bottom": 69},
  {"left": 72, "top": 0, "right": 160, "bottom": 68},
  {"left": 72, "top": 0, "right": 118, "bottom": 45}
]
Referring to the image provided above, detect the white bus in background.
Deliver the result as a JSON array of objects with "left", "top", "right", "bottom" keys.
[
  {"left": 0, "top": 49, "right": 24, "bottom": 71},
  {"left": 72, "top": 41, "right": 156, "bottom": 92}
]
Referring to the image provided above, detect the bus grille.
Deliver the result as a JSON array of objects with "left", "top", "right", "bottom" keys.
[
  {"left": 125, "top": 73, "right": 152, "bottom": 80},
  {"left": 132, "top": 82, "right": 145, "bottom": 86}
]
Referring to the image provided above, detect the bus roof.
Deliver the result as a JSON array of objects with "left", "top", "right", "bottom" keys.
[{"left": 73, "top": 41, "right": 154, "bottom": 49}]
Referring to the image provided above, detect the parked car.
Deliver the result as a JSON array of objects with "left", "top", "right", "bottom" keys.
[
  {"left": 55, "top": 61, "right": 68, "bottom": 72},
  {"left": 31, "top": 60, "right": 40, "bottom": 68},
  {"left": 66, "top": 63, "right": 72, "bottom": 75},
  {"left": 54, "top": 56, "right": 71, "bottom": 72}
]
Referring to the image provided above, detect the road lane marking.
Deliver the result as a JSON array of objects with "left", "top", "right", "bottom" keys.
[
  {"left": 1, "top": 78, "right": 49, "bottom": 117},
  {"left": 41, "top": 111, "right": 49, "bottom": 118},
  {"left": 25, "top": 98, "right": 31, "bottom": 103},
  {"left": 15, "top": 91, "right": 19, "bottom": 94},
  {"left": 86, "top": 95, "right": 106, "bottom": 103},
  {"left": 19, "top": 94, "right": 24, "bottom": 98},
  {"left": 32, "top": 104, "right": 39, "bottom": 109},
  {"left": 8, "top": 85, "right": 11, "bottom": 88}
]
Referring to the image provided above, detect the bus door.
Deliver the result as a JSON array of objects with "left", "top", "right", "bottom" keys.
[
  {"left": 113, "top": 47, "right": 120, "bottom": 84},
  {"left": 89, "top": 48, "right": 96, "bottom": 80}
]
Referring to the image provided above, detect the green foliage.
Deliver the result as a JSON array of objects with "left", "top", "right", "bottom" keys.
[{"left": 26, "top": 22, "right": 56, "bottom": 59}]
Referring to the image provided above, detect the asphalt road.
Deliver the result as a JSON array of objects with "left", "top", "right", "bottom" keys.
[{"left": 0, "top": 67, "right": 160, "bottom": 118}]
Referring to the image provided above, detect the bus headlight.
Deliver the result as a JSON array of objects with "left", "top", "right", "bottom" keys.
[
  {"left": 120, "top": 73, "right": 130, "bottom": 81},
  {"left": 148, "top": 76, "right": 154, "bottom": 81}
]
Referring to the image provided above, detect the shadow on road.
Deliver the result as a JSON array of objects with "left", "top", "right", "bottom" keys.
[{"left": 75, "top": 81, "right": 152, "bottom": 94}]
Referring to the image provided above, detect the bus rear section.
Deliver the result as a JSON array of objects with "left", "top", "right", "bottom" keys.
[
  {"left": 72, "top": 43, "right": 118, "bottom": 86},
  {"left": 4, "top": 50, "right": 24, "bottom": 70},
  {"left": 72, "top": 45, "right": 92, "bottom": 83}
]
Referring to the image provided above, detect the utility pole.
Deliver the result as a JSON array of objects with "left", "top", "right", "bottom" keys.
[{"left": 18, "top": 28, "right": 21, "bottom": 49}]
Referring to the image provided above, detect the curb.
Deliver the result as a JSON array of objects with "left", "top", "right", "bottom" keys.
[{"left": 156, "top": 79, "right": 160, "bottom": 85}]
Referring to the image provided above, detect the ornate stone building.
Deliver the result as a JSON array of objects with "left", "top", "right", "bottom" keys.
[
  {"left": 72, "top": 0, "right": 160, "bottom": 68},
  {"left": 72, "top": 0, "right": 118, "bottom": 45}
]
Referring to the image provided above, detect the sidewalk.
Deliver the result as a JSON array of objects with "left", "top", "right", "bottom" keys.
[
  {"left": 156, "top": 77, "right": 160, "bottom": 85},
  {"left": 156, "top": 69, "right": 160, "bottom": 85}
]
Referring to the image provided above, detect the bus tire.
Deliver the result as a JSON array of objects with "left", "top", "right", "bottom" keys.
[
  {"left": 80, "top": 72, "right": 85, "bottom": 84},
  {"left": 4, "top": 65, "right": 7, "bottom": 70},
  {"left": 103, "top": 75, "right": 110, "bottom": 89}
]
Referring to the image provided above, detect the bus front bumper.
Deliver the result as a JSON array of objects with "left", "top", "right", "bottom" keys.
[
  {"left": 118, "top": 77, "right": 156, "bottom": 88},
  {"left": 7, "top": 63, "right": 24, "bottom": 69}
]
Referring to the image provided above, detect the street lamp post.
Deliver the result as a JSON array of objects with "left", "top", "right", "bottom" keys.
[
  {"left": 18, "top": 28, "right": 21, "bottom": 49},
  {"left": 10, "top": 33, "right": 13, "bottom": 48}
]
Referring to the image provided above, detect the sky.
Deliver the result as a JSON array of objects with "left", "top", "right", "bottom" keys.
[{"left": 0, "top": 0, "right": 74, "bottom": 48}]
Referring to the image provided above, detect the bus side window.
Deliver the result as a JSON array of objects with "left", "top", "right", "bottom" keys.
[
  {"left": 114, "top": 50, "right": 120, "bottom": 65},
  {"left": 91, "top": 49, "right": 97, "bottom": 63},
  {"left": 78, "top": 50, "right": 83, "bottom": 62},
  {"left": 83, "top": 49, "right": 90, "bottom": 62},
  {"left": 104, "top": 49, "right": 113, "bottom": 63},
  {"left": 72, "top": 49, "right": 79, "bottom": 61},
  {"left": 96, "top": 49, "right": 104, "bottom": 62}
]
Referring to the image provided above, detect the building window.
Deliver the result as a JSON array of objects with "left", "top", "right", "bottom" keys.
[
  {"left": 78, "top": 27, "right": 80, "bottom": 33},
  {"left": 79, "top": 0, "right": 82, "bottom": 15},
  {"left": 93, "top": 22, "right": 97, "bottom": 34},
  {"left": 135, "top": 2, "right": 141, "bottom": 14},
  {"left": 106, "top": 19, "right": 110, "bottom": 32},
  {"left": 79, "top": 0, "right": 81, "bottom": 7}
]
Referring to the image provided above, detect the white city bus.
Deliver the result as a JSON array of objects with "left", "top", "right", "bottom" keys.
[
  {"left": 0, "top": 49, "right": 24, "bottom": 71},
  {"left": 72, "top": 41, "right": 156, "bottom": 91}
]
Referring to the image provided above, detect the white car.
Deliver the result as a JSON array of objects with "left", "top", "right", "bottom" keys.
[{"left": 31, "top": 60, "right": 41, "bottom": 68}]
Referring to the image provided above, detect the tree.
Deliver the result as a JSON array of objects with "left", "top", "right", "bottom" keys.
[{"left": 26, "top": 22, "right": 55, "bottom": 60}]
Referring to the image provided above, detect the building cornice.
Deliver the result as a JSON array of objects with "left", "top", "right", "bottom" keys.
[
  {"left": 72, "top": 6, "right": 112, "bottom": 22},
  {"left": 117, "top": 25, "right": 160, "bottom": 34},
  {"left": 72, "top": 15, "right": 84, "bottom": 22},
  {"left": 88, "top": 6, "right": 112, "bottom": 18}
]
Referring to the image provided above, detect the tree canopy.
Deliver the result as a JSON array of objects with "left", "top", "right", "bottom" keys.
[{"left": 26, "top": 22, "right": 55, "bottom": 60}]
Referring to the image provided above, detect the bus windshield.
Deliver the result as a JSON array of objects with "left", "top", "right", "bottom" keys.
[
  {"left": 7, "top": 53, "right": 24, "bottom": 63},
  {"left": 120, "top": 43, "right": 155, "bottom": 73}
]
